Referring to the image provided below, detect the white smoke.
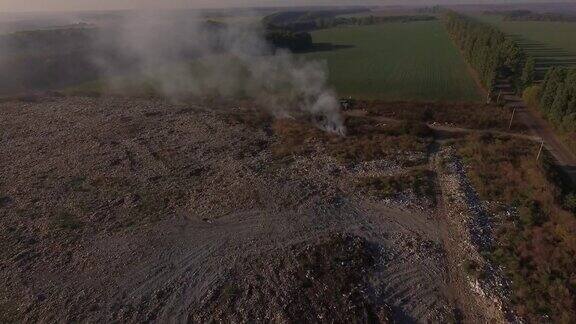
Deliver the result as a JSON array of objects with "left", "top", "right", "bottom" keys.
[{"left": 94, "top": 11, "right": 345, "bottom": 135}]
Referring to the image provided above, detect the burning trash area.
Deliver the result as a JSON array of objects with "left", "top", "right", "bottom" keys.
[{"left": 1, "top": 95, "right": 453, "bottom": 322}]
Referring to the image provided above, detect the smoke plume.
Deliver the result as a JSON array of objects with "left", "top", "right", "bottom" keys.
[{"left": 94, "top": 11, "right": 345, "bottom": 134}]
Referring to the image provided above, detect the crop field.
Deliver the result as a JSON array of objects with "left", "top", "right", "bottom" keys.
[
  {"left": 477, "top": 15, "right": 576, "bottom": 75},
  {"left": 299, "top": 21, "right": 482, "bottom": 101}
]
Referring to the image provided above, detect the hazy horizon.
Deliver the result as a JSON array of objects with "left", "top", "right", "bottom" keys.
[{"left": 0, "top": 0, "right": 570, "bottom": 13}]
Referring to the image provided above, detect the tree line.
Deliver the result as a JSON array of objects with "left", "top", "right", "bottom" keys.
[
  {"left": 261, "top": 9, "right": 367, "bottom": 31},
  {"left": 443, "top": 11, "right": 533, "bottom": 94},
  {"left": 263, "top": 10, "right": 436, "bottom": 32},
  {"left": 498, "top": 10, "right": 576, "bottom": 22},
  {"left": 442, "top": 11, "right": 576, "bottom": 133},
  {"left": 314, "top": 15, "right": 436, "bottom": 30},
  {"left": 524, "top": 68, "right": 576, "bottom": 131},
  {"left": 264, "top": 29, "right": 312, "bottom": 52}
]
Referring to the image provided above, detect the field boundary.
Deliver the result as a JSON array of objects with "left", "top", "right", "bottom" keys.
[
  {"left": 440, "top": 17, "right": 489, "bottom": 101},
  {"left": 453, "top": 45, "right": 489, "bottom": 100}
]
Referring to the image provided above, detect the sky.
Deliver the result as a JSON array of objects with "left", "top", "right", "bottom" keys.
[{"left": 0, "top": 0, "right": 564, "bottom": 13}]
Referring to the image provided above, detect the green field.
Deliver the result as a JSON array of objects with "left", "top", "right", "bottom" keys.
[
  {"left": 477, "top": 15, "right": 576, "bottom": 75},
  {"left": 299, "top": 21, "right": 482, "bottom": 101}
]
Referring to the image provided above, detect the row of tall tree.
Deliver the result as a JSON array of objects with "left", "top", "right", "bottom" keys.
[
  {"left": 501, "top": 10, "right": 576, "bottom": 22},
  {"left": 264, "top": 12, "right": 436, "bottom": 32},
  {"left": 525, "top": 68, "right": 576, "bottom": 131},
  {"left": 262, "top": 9, "right": 368, "bottom": 31},
  {"left": 443, "top": 11, "right": 534, "bottom": 93},
  {"left": 265, "top": 29, "right": 313, "bottom": 52},
  {"left": 443, "top": 12, "right": 576, "bottom": 133},
  {"left": 314, "top": 15, "right": 436, "bottom": 30}
]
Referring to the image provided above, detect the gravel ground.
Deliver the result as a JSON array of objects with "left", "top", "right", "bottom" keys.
[{"left": 1, "top": 96, "right": 453, "bottom": 323}]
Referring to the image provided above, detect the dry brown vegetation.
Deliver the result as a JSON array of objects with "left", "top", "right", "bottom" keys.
[
  {"left": 272, "top": 115, "right": 432, "bottom": 164},
  {"left": 363, "top": 101, "right": 524, "bottom": 132},
  {"left": 558, "top": 132, "right": 576, "bottom": 158},
  {"left": 456, "top": 133, "right": 576, "bottom": 322}
]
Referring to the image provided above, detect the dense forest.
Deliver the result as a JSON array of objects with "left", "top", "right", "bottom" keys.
[
  {"left": 443, "top": 11, "right": 533, "bottom": 94},
  {"left": 524, "top": 67, "right": 576, "bottom": 132}
]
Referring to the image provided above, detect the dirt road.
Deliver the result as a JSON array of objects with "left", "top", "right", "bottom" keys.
[
  {"left": 348, "top": 110, "right": 540, "bottom": 142},
  {"left": 496, "top": 84, "right": 576, "bottom": 183}
]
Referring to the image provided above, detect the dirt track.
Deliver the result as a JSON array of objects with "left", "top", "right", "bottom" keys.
[
  {"left": 364, "top": 113, "right": 541, "bottom": 142},
  {"left": 0, "top": 96, "right": 458, "bottom": 322},
  {"left": 497, "top": 84, "right": 576, "bottom": 183}
]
